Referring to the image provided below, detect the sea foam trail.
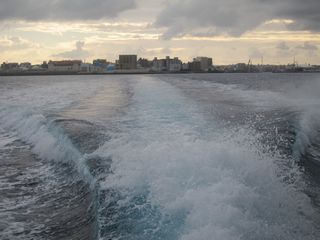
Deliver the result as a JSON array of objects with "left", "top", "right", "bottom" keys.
[
  {"left": 293, "top": 110, "right": 320, "bottom": 164},
  {"left": 0, "top": 76, "right": 112, "bottom": 186},
  {"left": 221, "top": 77, "right": 320, "bottom": 165},
  {"left": 166, "top": 74, "right": 320, "bottom": 165},
  {"left": 97, "top": 76, "right": 319, "bottom": 240},
  {"left": 0, "top": 76, "right": 115, "bottom": 239},
  {"left": 0, "top": 106, "right": 94, "bottom": 185},
  {"left": 0, "top": 122, "right": 97, "bottom": 240}
]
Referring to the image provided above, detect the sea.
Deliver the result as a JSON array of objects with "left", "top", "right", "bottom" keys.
[{"left": 1, "top": 73, "right": 320, "bottom": 240}]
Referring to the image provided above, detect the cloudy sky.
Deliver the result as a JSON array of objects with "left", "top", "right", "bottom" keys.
[{"left": 0, "top": 0, "right": 319, "bottom": 64}]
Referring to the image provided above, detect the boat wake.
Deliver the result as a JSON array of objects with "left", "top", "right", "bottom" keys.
[{"left": 1, "top": 75, "right": 320, "bottom": 240}]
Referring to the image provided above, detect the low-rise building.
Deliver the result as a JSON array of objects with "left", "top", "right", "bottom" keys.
[
  {"left": 20, "top": 62, "right": 32, "bottom": 70},
  {"left": 80, "top": 63, "right": 95, "bottom": 73},
  {"left": 152, "top": 56, "right": 182, "bottom": 72},
  {"left": 93, "top": 59, "right": 110, "bottom": 72},
  {"left": 48, "top": 60, "right": 82, "bottom": 72},
  {"left": 1, "top": 62, "right": 20, "bottom": 71},
  {"left": 138, "top": 58, "right": 152, "bottom": 69},
  {"left": 106, "top": 64, "right": 116, "bottom": 72},
  {"left": 41, "top": 61, "right": 48, "bottom": 69},
  {"left": 93, "top": 59, "right": 109, "bottom": 67},
  {"left": 234, "top": 63, "right": 248, "bottom": 72}
]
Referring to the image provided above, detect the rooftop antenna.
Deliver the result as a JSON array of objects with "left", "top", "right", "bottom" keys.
[
  {"left": 260, "top": 56, "right": 264, "bottom": 72},
  {"left": 248, "top": 59, "right": 252, "bottom": 72}
]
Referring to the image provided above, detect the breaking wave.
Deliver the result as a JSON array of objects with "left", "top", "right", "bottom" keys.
[{"left": 0, "top": 106, "right": 95, "bottom": 185}]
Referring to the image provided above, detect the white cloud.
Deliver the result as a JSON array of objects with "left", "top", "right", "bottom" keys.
[{"left": 53, "top": 41, "right": 90, "bottom": 59}]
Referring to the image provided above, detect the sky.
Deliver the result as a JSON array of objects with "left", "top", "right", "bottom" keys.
[{"left": 0, "top": 0, "right": 320, "bottom": 65}]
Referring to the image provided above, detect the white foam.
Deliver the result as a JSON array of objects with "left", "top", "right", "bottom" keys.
[
  {"left": 0, "top": 107, "right": 94, "bottom": 185},
  {"left": 292, "top": 109, "right": 320, "bottom": 160},
  {"left": 98, "top": 76, "right": 318, "bottom": 239},
  {"left": 0, "top": 76, "right": 111, "bottom": 185},
  {"left": 1, "top": 75, "right": 319, "bottom": 239}
]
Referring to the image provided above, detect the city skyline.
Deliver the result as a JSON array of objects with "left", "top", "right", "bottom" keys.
[{"left": 0, "top": 0, "right": 320, "bottom": 65}]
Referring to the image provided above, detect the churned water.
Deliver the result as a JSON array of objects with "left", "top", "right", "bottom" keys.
[{"left": 1, "top": 73, "right": 320, "bottom": 240}]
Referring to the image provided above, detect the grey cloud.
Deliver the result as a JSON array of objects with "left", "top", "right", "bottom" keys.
[
  {"left": 154, "top": 0, "right": 320, "bottom": 39},
  {"left": 0, "top": 0, "right": 136, "bottom": 21},
  {"left": 277, "top": 42, "right": 290, "bottom": 51},
  {"left": 296, "top": 42, "right": 318, "bottom": 51},
  {"left": 53, "top": 41, "right": 90, "bottom": 59}
]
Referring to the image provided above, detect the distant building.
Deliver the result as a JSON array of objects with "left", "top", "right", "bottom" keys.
[
  {"left": 20, "top": 62, "right": 32, "bottom": 70},
  {"left": 307, "top": 65, "right": 320, "bottom": 72},
  {"left": 93, "top": 59, "right": 108, "bottom": 67},
  {"left": 41, "top": 61, "right": 48, "bottom": 69},
  {"left": 106, "top": 64, "right": 116, "bottom": 72},
  {"left": 152, "top": 58, "right": 166, "bottom": 72},
  {"left": 80, "top": 63, "right": 95, "bottom": 73},
  {"left": 92, "top": 59, "right": 110, "bottom": 72},
  {"left": 152, "top": 56, "right": 182, "bottom": 72},
  {"left": 48, "top": 60, "right": 82, "bottom": 72},
  {"left": 138, "top": 58, "right": 152, "bottom": 69},
  {"left": 31, "top": 65, "right": 44, "bottom": 71},
  {"left": 234, "top": 63, "right": 248, "bottom": 72},
  {"left": 118, "top": 55, "right": 137, "bottom": 70},
  {"left": 166, "top": 57, "right": 182, "bottom": 72},
  {"left": 182, "top": 63, "right": 190, "bottom": 71},
  {"left": 193, "top": 57, "right": 213, "bottom": 71},
  {"left": 1, "top": 62, "right": 19, "bottom": 71},
  {"left": 93, "top": 59, "right": 110, "bottom": 72},
  {"left": 188, "top": 61, "right": 202, "bottom": 72}
]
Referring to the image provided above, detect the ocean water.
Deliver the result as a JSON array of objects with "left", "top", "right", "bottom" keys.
[{"left": 1, "top": 73, "right": 320, "bottom": 240}]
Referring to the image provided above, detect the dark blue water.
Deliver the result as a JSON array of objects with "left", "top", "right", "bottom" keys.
[{"left": 1, "top": 73, "right": 320, "bottom": 240}]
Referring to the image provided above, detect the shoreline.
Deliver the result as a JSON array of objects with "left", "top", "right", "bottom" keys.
[
  {"left": 1, "top": 71, "right": 319, "bottom": 77},
  {"left": 0, "top": 71, "right": 206, "bottom": 77}
]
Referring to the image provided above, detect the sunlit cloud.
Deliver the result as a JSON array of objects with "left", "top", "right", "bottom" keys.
[
  {"left": 53, "top": 41, "right": 90, "bottom": 59},
  {"left": 0, "top": 35, "right": 40, "bottom": 50},
  {"left": 174, "top": 31, "right": 320, "bottom": 42},
  {"left": 264, "top": 19, "right": 294, "bottom": 25},
  {"left": 0, "top": 0, "right": 319, "bottom": 64},
  {"left": 3, "top": 20, "right": 151, "bottom": 35}
]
